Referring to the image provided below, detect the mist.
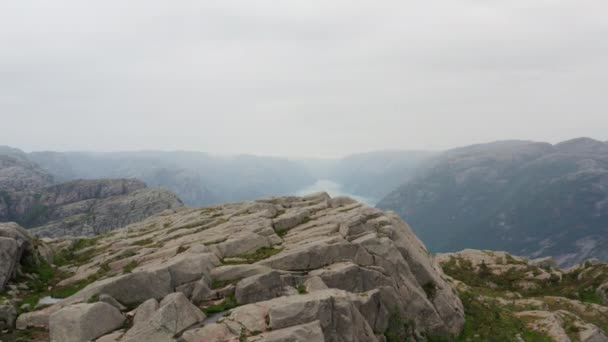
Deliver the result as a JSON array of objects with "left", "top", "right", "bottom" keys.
[{"left": 2, "top": 1, "right": 608, "bottom": 158}]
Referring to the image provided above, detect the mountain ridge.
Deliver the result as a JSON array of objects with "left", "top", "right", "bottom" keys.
[{"left": 377, "top": 137, "right": 608, "bottom": 267}]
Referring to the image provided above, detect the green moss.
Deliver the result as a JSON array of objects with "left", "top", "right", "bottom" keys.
[
  {"left": 123, "top": 260, "right": 139, "bottom": 274},
  {"left": 131, "top": 238, "right": 154, "bottom": 246},
  {"left": 222, "top": 247, "right": 282, "bottom": 265},
  {"left": 211, "top": 279, "right": 238, "bottom": 289},
  {"left": 384, "top": 309, "right": 413, "bottom": 342},
  {"left": 54, "top": 237, "right": 101, "bottom": 267},
  {"left": 297, "top": 284, "right": 307, "bottom": 295},
  {"left": 109, "top": 249, "right": 137, "bottom": 262},
  {"left": 578, "top": 288, "right": 603, "bottom": 305},
  {"left": 422, "top": 282, "right": 437, "bottom": 300},
  {"left": 87, "top": 294, "right": 100, "bottom": 303},
  {"left": 203, "top": 295, "right": 239, "bottom": 315},
  {"left": 456, "top": 290, "right": 551, "bottom": 342}
]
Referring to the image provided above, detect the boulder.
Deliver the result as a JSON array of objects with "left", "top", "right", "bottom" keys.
[
  {"left": 122, "top": 292, "right": 205, "bottom": 341},
  {"left": 190, "top": 280, "right": 213, "bottom": 304},
  {"left": 99, "top": 294, "right": 127, "bottom": 311},
  {"left": 0, "top": 303, "right": 17, "bottom": 330},
  {"left": 133, "top": 299, "right": 159, "bottom": 326},
  {"left": 255, "top": 320, "right": 325, "bottom": 341},
  {"left": 597, "top": 282, "right": 608, "bottom": 306},
  {"left": 0, "top": 237, "right": 19, "bottom": 290},
  {"left": 181, "top": 323, "right": 237, "bottom": 342},
  {"left": 211, "top": 264, "right": 273, "bottom": 282},
  {"left": 49, "top": 302, "right": 125, "bottom": 342},
  {"left": 235, "top": 271, "right": 285, "bottom": 305}
]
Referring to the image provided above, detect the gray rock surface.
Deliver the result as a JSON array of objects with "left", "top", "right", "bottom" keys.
[
  {"left": 122, "top": 292, "right": 205, "bottom": 341},
  {"left": 18, "top": 194, "right": 465, "bottom": 341},
  {"left": 0, "top": 222, "right": 45, "bottom": 291},
  {"left": 28, "top": 179, "right": 184, "bottom": 237},
  {"left": 0, "top": 237, "right": 19, "bottom": 290},
  {"left": 49, "top": 302, "right": 125, "bottom": 342},
  {"left": 0, "top": 303, "right": 17, "bottom": 330}
]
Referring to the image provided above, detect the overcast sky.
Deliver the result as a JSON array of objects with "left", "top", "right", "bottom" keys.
[{"left": 1, "top": 1, "right": 607, "bottom": 158}]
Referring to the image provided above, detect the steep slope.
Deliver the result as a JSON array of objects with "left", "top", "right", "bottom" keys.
[
  {"left": 8, "top": 194, "right": 464, "bottom": 341},
  {"left": 377, "top": 138, "right": 608, "bottom": 266},
  {"left": 437, "top": 250, "right": 608, "bottom": 341},
  {"left": 28, "top": 151, "right": 315, "bottom": 206}
]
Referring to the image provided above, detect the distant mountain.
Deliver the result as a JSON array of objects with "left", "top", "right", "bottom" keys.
[
  {"left": 377, "top": 138, "right": 608, "bottom": 266},
  {"left": 0, "top": 147, "right": 183, "bottom": 237},
  {"left": 29, "top": 151, "right": 315, "bottom": 206},
  {"left": 0, "top": 146, "right": 54, "bottom": 193},
  {"left": 299, "top": 150, "right": 435, "bottom": 203}
]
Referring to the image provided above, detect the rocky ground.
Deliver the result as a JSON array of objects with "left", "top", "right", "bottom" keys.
[
  {"left": 0, "top": 193, "right": 464, "bottom": 342},
  {"left": 4, "top": 194, "right": 606, "bottom": 341},
  {"left": 437, "top": 250, "right": 608, "bottom": 341}
]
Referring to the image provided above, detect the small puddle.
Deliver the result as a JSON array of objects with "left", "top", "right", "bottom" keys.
[
  {"left": 203, "top": 311, "right": 229, "bottom": 325},
  {"left": 38, "top": 296, "right": 62, "bottom": 306}
]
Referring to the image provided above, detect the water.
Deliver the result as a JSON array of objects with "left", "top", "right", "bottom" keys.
[
  {"left": 38, "top": 296, "right": 62, "bottom": 306},
  {"left": 296, "top": 179, "right": 376, "bottom": 206}
]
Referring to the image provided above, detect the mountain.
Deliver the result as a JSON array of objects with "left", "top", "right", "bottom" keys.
[
  {"left": 299, "top": 150, "right": 435, "bottom": 203},
  {"left": 3, "top": 194, "right": 464, "bottom": 341},
  {"left": 25, "top": 179, "right": 183, "bottom": 238},
  {"left": 0, "top": 147, "right": 54, "bottom": 194},
  {"left": 377, "top": 138, "right": 608, "bottom": 267},
  {"left": 29, "top": 151, "right": 316, "bottom": 206},
  {"left": 0, "top": 148, "right": 184, "bottom": 238}
]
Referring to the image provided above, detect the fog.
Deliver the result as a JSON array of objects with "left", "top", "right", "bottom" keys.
[{"left": 2, "top": 1, "right": 608, "bottom": 158}]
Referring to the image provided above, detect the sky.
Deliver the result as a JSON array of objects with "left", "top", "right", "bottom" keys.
[{"left": 1, "top": 0, "right": 608, "bottom": 158}]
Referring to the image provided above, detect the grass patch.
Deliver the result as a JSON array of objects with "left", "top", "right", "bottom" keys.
[
  {"left": 123, "top": 260, "right": 139, "bottom": 274},
  {"left": 54, "top": 237, "right": 101, "bottom": 267},
  {"left": 131, "top": 238, "right": 154, "bottom": 246},
  {"left": 211, "top": 279, "right": 238, "bottom": 289},
  {"left": 203, "top": 295, "right": 239, "bottom": 315},
  {"left": 87, "top": 293, "right": 100, "bottom": 303},
  {"left": 297, "top": 284, "right": 307, "bottom": 295},
  {"left": 222, "top": 247, "right": 282, "bottom": 265},
  {"left": 422, "top": 282, "right": 437, "bottom": 300},
  {"left": 456, "top": 290, "right": 551, "bottom": 341},
  {"left": 109, "top": 249, "right": 138, "bottom": 262},
  {"left": 384, "top": 309, "right": 414, "bottom": 342}
]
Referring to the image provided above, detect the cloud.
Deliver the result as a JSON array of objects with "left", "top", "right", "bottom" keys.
[{"left": 1, "top": 0, "right": 607, "bottom": 157}]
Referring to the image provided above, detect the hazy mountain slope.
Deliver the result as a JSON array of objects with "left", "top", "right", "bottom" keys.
[
  {"left": 29, "top": 151, "right": 315, "bottom": 206},
  {"left": 0, "top": 146, "right": 54, "bottom": 193},
  {"left": 328, "top": 150, "right": 434, "bottom": 201},
  {"left": 377, "top": 138, "right": 608, "bottom": 266},
  {"left": 0, "top": 148, "right": 184, "bottom": 237}
]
